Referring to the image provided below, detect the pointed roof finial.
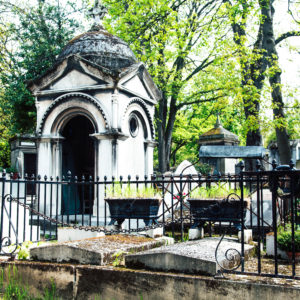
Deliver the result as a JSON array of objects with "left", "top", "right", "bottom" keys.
[
  {"left": 214, "top": 111, "right": 222, "bottom": 128},
  {"left": 88, "top": 0, "right": 107, "bottom": 30}
]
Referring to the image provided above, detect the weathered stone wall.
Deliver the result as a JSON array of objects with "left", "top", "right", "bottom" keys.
[{"left": 0, "top": 261, "right": 299, "bottom": 300}]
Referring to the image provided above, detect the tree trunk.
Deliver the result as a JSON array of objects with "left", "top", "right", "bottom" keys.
[
  {"left": 156, "top": 96, "right": 168, "bottom": 173},
  {"left": 260, "top": 0, "right": 291, "bottom": 164},
  {"left": 230, "top": 6, "right": 264, "bottom": 155},
  {"left": 156, "top": 96, "right": 178, "bottom": 173}
]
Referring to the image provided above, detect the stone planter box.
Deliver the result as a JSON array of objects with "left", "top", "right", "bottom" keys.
[
  {"left": 187, "top": 198, "right": 247, "bottom": 228},
  {"left": 105, "top": 198, "right": 161, "bottom": 226}
]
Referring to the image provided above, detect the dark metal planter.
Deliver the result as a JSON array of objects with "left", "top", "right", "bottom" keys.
[
  {"left": 187, "top": 194, "right": 248, "bottom": 228},
  {"left": 105, "top": 198, "right": 161, "bottom": 226}
]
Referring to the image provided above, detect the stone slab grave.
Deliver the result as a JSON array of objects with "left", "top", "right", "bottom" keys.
[
  {"left": 30, "top": 235, "right": 169, "bottom": 265},
  {"left": 125, "top": 237, "right": 254, "bottom": 276}
]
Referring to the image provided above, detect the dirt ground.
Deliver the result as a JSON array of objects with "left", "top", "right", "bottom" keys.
[{"left": 226, "top": 257, "right": 300, "bottom": 288}]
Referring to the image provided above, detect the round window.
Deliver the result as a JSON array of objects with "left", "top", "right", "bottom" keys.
[{"left": 129, "top": 115, "right": 139, "bottom": 137}]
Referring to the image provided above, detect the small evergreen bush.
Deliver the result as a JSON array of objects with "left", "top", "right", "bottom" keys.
[{"left": 277, "top": 229, "right": 300, "bottom": 252}]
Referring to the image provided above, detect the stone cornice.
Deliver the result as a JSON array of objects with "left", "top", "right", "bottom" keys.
[{"left": 90, "top": 130, "right": 129, "bottom": 141}]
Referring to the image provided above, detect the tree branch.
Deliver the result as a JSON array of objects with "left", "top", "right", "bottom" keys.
[
  {"left": 275, "top": 31, "right": 300, "bottom": 45},
  {"left": 183, "top": 57, "right": 215, "bottom": 82},
  {"left": 176, "top": 95, "right": 224, "bottom": 109}
]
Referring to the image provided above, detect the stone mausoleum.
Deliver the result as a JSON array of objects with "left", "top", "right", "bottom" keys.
[
  {"left": 198, "top": 116, "right": 240, "bottom": 174},
  {"left": 25, "top": 10, "right": 160, "bottom": 182},
  {"left": 199, "top": 115, "right": 268, "bottom": 174}
]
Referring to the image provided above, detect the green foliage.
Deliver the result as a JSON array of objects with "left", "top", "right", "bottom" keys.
[
  {"left": 182, "top": 232, "right": 189, "bottom": 242},
  {"left": 0, "top": 266, "right": 60, "bottom": 300},
  {"left": 0, "top": 0, "right": 82, "bottom": 166},
  {"left": 277, "top": 228, "right": 300, "bottom": 252},
  {"left": 190, "top": 184, "right": 249, "bottom": 199},
  {"left": 103, "top": 0, "right": 241, "bottom": 171},
  {"left": 5, "top": 167, "right": 18, "bottom": 174},
  {"left": 1, "top": 266, "right": 31, "bottom": 300},
  {"left": 0, "top": 1, "right": 80, "bottom": 132},
  {"left": 0, "top": 0, "right": 297, "bottom": 171},
  {"left": 106, "top": 183, "right": 160, "bottom": 199},
  {"left": 197, "top": 163, "right": 212, "bottom": 176},
  {"left": 17, "top": 241, "right": 33, "bottom": 260},
  {"left": 112, "top": 250, "right": 126, "bottom": 267},
  {"left": 43, "top": 279, "right": 59, "bottom": 300},
  {"left": 0, "top": 105, "right": 11, "bottom": 168}
]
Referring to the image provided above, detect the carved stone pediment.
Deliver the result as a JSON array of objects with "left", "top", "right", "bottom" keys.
[
  {"left": 118, "top": 63, "right": 162, "bottom": 104},
  {"left": 27, "top": 55, "right": 116, "bottom": 96}
]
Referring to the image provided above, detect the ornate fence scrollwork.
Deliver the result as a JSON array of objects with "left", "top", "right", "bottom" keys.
[
  {"left": 0, "top": 194, "right": 19, "bottom": 256},
  {"left": 214, "top": 193, "right": 244, "bottom": 277}
]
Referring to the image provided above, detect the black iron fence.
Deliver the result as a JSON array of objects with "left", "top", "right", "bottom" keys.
[{"left": 0, "top": 160, "right": 299, "bottom": 279}]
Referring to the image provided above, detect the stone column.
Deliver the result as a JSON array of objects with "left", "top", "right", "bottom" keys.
[
  {"left": 51, "top": 136, "right": 64, "bottom": 179},
  {"left": 144, "top": 140, "right": 157, "bottom": 176},
  {"left": 37, "top": 135, "right": 64, "bottom": 215},
  {"left": 37, "top": 137, "right": 52, "bottom": 177},
  {"left": 111, "top": 92, "right": 119, "bottom": 129},
  {"left": 112, "top": 139, "right": 118, "bottom": 178}
]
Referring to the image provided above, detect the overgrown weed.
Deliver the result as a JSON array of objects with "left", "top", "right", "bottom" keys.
[{"left": 0, "top": 266, "right": 60, "bottom": 299}]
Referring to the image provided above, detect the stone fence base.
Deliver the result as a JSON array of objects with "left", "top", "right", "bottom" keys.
[{"left": 0, "top": 261, "right": 299, "bottom": 300}]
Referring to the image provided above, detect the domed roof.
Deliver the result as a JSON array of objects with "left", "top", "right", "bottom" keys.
[{"left": 57, "top": 27, "right": 138, "bottom": 71}]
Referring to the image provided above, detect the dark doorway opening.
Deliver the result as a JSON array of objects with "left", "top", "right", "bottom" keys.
[
  {"left": 61, "top": 116, "right": 95, "bottom": 215},
  {"left": 24, "top": 153, "right": 37, "bottom": 195}
]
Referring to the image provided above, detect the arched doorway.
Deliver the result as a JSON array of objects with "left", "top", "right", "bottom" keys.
[{"left": 61, "top": 115, "right": 95, "bottom": 215}]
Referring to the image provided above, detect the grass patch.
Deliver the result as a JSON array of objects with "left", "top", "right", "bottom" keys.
[{"left": 0, "top": 266, "right": 60, "bottom": 300}]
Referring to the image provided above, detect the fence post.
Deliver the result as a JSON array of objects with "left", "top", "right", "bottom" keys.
[
  {"left": 104, "top": 176, "right": 107, "bottom": 226},
  {"left": 67, "top": 171, "right": 71, "bottom": 225},
  {"left": 180, "top": 173, "right": 184, "bottom": 242},
  {"left": 290, "top": 161, "right": 296, "bottom": 277},
  {"left": 161, "top": 174, "right": 165, "bottom": 234},
  {"left": 171, "top": 174, "right": 174, "bottom": 237},
  {"left": 0, "top": 170, "right": 6, "bottom": 253},
  {"left": 271, "top": 159, "right": 278, "bottom": 276},
  {"left": 239, "top": 161, "right": 245, "bottom": 272}
]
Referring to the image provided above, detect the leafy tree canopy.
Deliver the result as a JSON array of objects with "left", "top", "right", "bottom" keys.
[{"left": 0, "top": 0, "right": 83, "bottom": 134}]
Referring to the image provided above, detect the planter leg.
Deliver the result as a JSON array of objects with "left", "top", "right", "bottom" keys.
[
  {"left": 117, "top": 218, "right": 125, "bottom": 227},
  {"left": 143, "top": 218, "right": 159, "bottom": 226},
  {"left": 191, "top": 220, "right": 205, "bottom": 229},
  {"left": 144, "top": 219, "right": 151, "bottom": 226},
  {"left": 108, "top": 218, "right": 117, "bottom": 226},
  {"left": 108, "top": 218, "right": 125, "bottom": 227}
]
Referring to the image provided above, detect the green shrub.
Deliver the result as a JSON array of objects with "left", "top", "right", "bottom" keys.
[
  {"left": 0, "top": 166, "right": 18, "bottom": 174},
  {"left": 277, "top": 229, "right": 300, "bottom": 252},
  {"left": 197, "top": 163, "right": 212, "bottom": 176}
]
